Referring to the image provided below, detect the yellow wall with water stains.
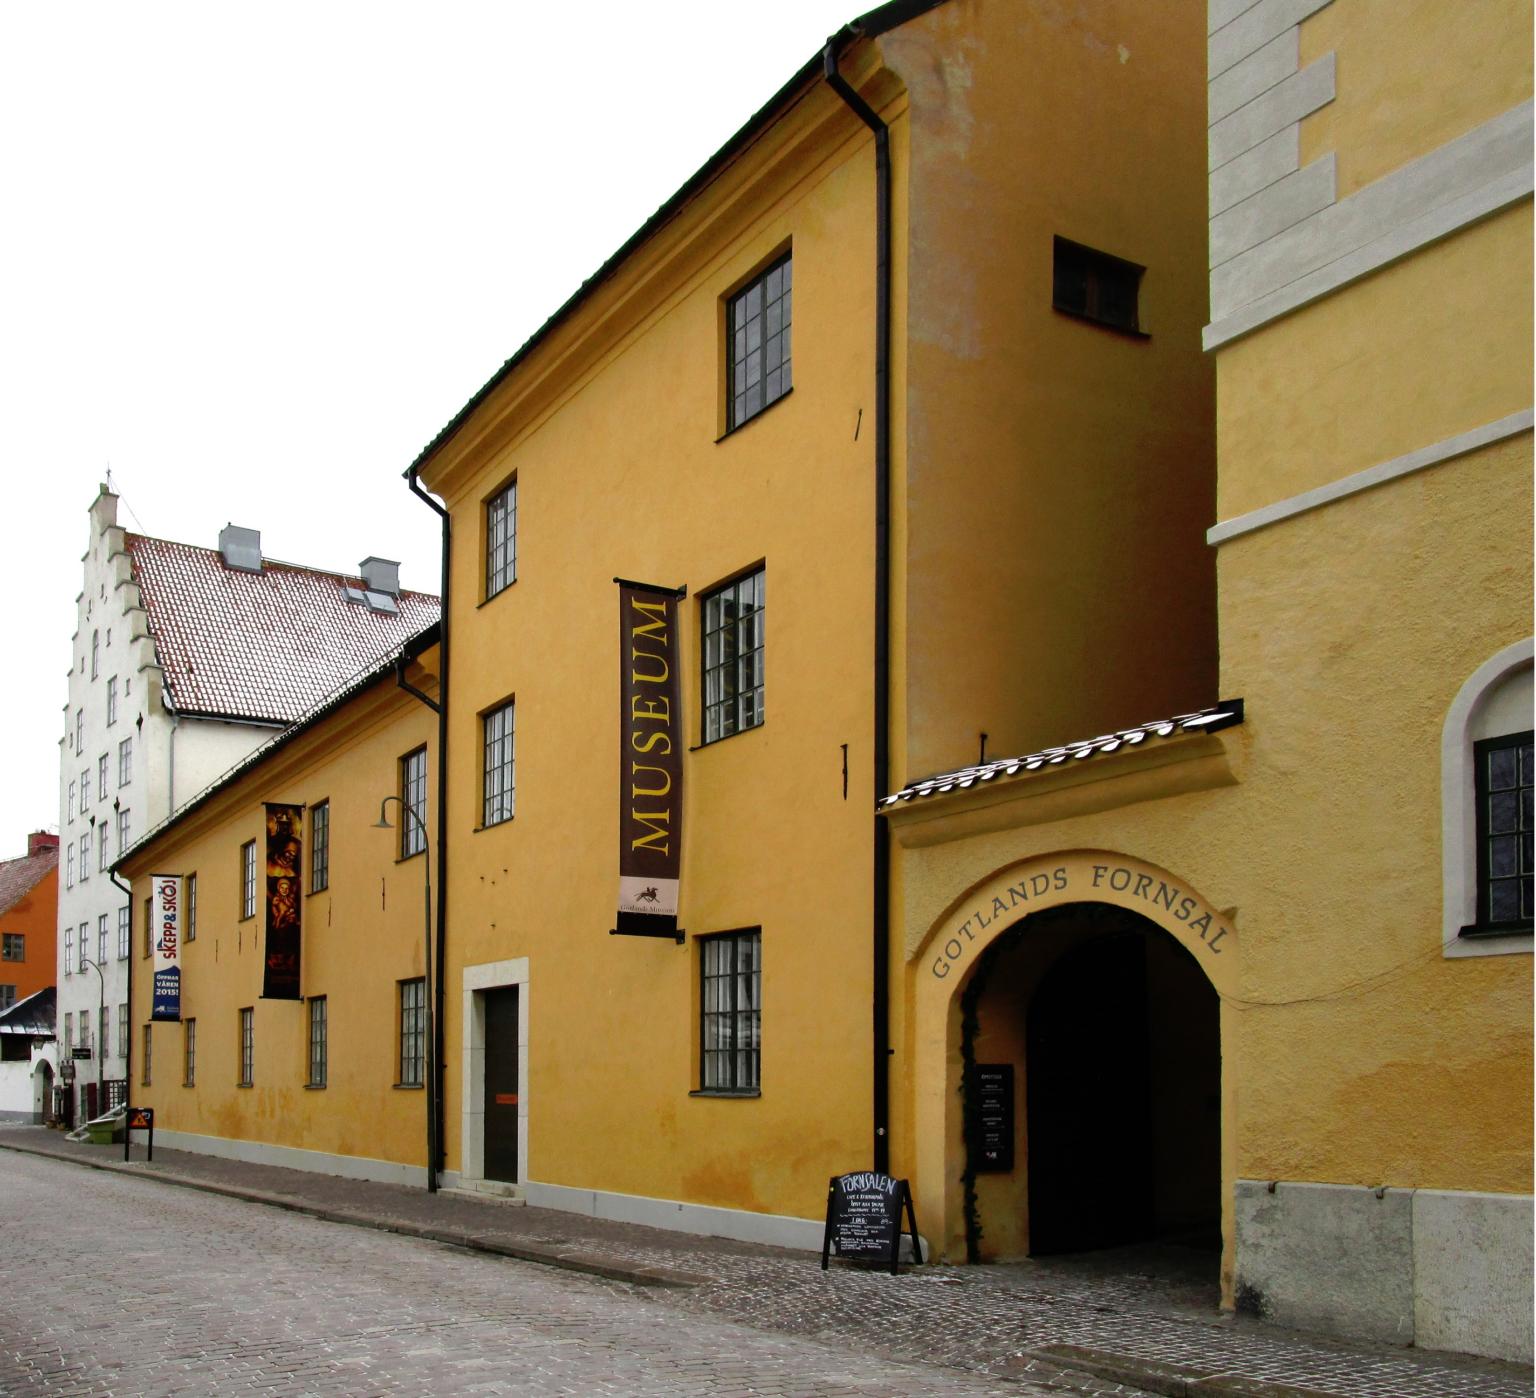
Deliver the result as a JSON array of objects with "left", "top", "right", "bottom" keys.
[{"left": 123, "top": 655, "right": 439, "bottom": 1169}]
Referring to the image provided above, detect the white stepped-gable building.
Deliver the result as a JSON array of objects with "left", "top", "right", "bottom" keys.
[{"left": 56, "top": 486, "right": 438, "bottom": 1124}]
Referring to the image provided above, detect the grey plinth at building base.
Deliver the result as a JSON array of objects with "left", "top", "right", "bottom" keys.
[{"left": 1235, "top": 1179, "right": 1533, "bottom": 1364}]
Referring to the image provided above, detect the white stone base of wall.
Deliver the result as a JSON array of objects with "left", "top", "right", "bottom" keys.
[
  {"left": 1235, "top": 1179, "right": 1533, "bottom": 1363},
  {"left": 515, "top": 1178, "right": 828, "bottom": 1253},
  {"left": 155, "top": 1128, "right": 428, "bottom": 1189}
]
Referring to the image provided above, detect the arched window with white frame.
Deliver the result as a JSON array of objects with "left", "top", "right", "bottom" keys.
[{"left": 1443, "top": 638, "right": 1533, "bottom": 956}]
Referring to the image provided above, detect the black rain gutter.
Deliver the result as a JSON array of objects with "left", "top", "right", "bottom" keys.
[
  {"left": 407, "top": 467, "right": 450, "bottom": 1193},
  {"left": 823, "top": 33, "right": 893, "bottom": 1177}
]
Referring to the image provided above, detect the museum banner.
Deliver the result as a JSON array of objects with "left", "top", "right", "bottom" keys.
[
  {"left": 262, "top": 803, "right": 304, "bottom": 999},
  {"left": 150, "top": 874, "right": 182, "bottom": 1021},
  {"left": 615, "top": 580, "right": 683, "bottom": 939}
]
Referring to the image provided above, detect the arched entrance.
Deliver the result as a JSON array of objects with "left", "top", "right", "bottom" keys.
[
  {"left": 33, "top": 1060, "right": 53, "bottom": 1125},
  {"left": 908, "top": 850, "right": 1237, "bottom": 1298},
  {"left": 961, "top": 903, "right": 1220, "bottom": 1257}
]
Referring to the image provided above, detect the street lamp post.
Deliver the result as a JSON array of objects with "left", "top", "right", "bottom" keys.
[
  {"left": 79, "top": 955, "right": 106, "bottom": 1117},
  {"left": 373, "top": 795, "right": 436, "bottom": 1193}
]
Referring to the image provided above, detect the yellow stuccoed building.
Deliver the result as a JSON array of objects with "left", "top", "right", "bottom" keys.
[{"left": 121, "top": 0, "right": 1531, "bottom": 1365}]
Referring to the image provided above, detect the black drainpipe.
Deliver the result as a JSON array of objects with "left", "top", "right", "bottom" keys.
[
  {"left": 823, "top": 35, "right": 892, "bottom": 1177},
  {"left": 408, "top": 466, "right": 451, "bottom": 1191}
]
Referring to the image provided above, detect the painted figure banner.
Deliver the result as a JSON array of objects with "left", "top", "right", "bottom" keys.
[
  {"left": 262, "top": 803, "right": 304, "bottom": 999},
  {"left": 150, "top": 874, "right": 182, "bottom": 1021},
  {"left": 615, "top": 580, "right": 683, "bottom": 938}
]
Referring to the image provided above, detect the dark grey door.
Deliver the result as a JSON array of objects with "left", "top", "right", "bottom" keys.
[{"left": 483, "top": 988, "right": 519, "bottom": 1183}]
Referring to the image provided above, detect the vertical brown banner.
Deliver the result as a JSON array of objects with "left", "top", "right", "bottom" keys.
[
  {"left": 615, "top": 581, "right": 683, "bottom": 938},
  {"left": 263, "top": 802, "right": 303, "bottom": 999}
]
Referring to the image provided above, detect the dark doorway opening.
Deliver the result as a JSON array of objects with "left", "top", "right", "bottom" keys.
[
  {"left": 483, "top": 987, "right": 520, "bottom": 1185},
  {"left": 1023, "top": 911, "right": 1220, "bottom": 1256}
]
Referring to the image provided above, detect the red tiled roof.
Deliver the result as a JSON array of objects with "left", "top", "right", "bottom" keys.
[
  {"left": 126, "top": 535, "right": 440, "bottom": 724},
  {"left": 880, "top": 702, "right": 1245, "bottom": 808},
  {"left": 0, "top": 846, "right": 59, "bottom": 917}
]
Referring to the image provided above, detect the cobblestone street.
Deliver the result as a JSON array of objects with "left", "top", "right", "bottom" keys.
[
  {"left": 0, "top": 1150, "right": 1080, "bottom": 1397},
  {"left": 1, "top": 1133, "right": 1528, "bottom": 1397}
]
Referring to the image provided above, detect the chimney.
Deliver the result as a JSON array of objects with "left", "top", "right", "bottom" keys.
[
  {"left": 28, "top": 832, "right": 59, "bottom": 857},
  {"left": 359, "top": 557, "right": 400, "bottom": 596},
  {"left": 219, "top": 524, "right": 263, "bottom": 573}
]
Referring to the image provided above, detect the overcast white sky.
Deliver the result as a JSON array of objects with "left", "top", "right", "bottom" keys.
[{"left": 0, "top": 0, "right": 862, "bottom": 843}]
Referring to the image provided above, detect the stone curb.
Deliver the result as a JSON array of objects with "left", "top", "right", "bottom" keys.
[
  {"left": 0, "top": 1140, "right": 712, "bottom": 1291},
  {"left": 1027, "top": 1344, "right": 1339, "bottom": 1398}
]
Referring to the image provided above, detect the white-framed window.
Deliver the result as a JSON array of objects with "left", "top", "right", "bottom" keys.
[
  {"left": 78, "top": 923, "right": 88, "bottom": 973},
  {"left": 726, "top": 253, "right": 792, "bottom": 430},
  {"left": 187, "top": 873, "right": 198, "bottom": 942},
  {"left": 97, "top": 914, "right": 107, "bottom": 966},
  {"left": 117, "top": 1002, "right": 128, "bottom": 1058},
  {"left": 307, "top": 997, "right": 327, "bottom": 1087},
  {"left": 64, "top": 926, "right": 73, "bottom": 974},
  {"left": 1442, "top": 638, "right": 1534, "bottom": 957},
  {"left": 106, "top": 676, "right": 118, "bottom": 726},
  {"left": 65, "top": 1012, "right": 73, "bottom": 1047},
  {"left": 74, "top": 709, "right": 83, "bottom": 752},
  {"left": 701, "top": 569, "right": 765, "bottom": 744},
  {"left": 97, "top": 753, "right": 108, "bottom": 800},
  {"left": 482, "top": 701, "right": 515, "bottom": 827},
  {"left": 68, "top": 780, "right": 76, "bottom": 823},
  {"left": 65, "top": 847, "right": 74, "bottom": 888},
  {"left": 80, "top": 766, "right": 91, "bottom": 807},
  {"left": 309, "top": 804, "right": 329, "bottom": 893},
  {"left": 118, "top": 737, "right": 133, "bottom": 787},
  {"left": 117, "top": 808, "right": 130, "bottom": 856},
  {"left": 79, "top": 831, "right": 90, "bottom": 882},
  {"left": 399, "top": 979, "right": 425, "bottom": 1086},
  {"left": 699, "top": 928, "right": 761, "bottom": 1093},
  {"left": 91, "top": 630, "right": 99, "bottom": 679},
  {"left": 400, "top": 749, "right": 427, "bottom": 858},
  {"left": 239, "top": 1007, "right": 254, "bottom": 1086},
  {"left": 98, "top": 821, "right": 109, "bottom": 872},
  {"left": 117, "top": 905, "right": 130, "bottom": 960},
  {"left": 240, "top": 841, "right": 256, "bottom": 919},
  {"left": 486, "top": 478, "right": 517, "bottom": 599}
]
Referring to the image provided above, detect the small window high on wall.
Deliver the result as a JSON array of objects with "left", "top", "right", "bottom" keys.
[{"left": 1053, "top": 237, "right": 1145, "bottom": 336}]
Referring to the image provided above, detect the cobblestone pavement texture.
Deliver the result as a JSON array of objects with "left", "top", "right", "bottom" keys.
[
  {"left": 2, "top": 1128, "right": 1530, "bottom": 1397},
  {"left": 0, "top": 1149, "right": 1082, "bottom": 1397}
]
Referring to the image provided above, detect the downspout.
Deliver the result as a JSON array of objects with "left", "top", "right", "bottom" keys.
[
  {"left": 110, "top": 869, "right": 132, "bottom": 1132},
  {"left": 823, "top": 35, "right": 893, "bottom": 1177},
  {"left": 408, "top": 467, "right": 450, "bottom": 1191}
]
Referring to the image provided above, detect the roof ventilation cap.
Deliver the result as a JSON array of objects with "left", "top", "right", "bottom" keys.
[
  {"left": 219, "top": 525, "right": 263, "bottom": 573},
  {"left": 359, "top": 557, "right": 400, "bottom": 596}
]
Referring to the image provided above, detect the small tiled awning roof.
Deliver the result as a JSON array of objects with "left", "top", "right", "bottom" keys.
[
  {"left": 127, "top": 535, "right": 440, "bottom": 724},
  {"left": 0, "top": 986, "right": 55, "bottom": 1037},
  {"left": 880, "top": 701, "right": 1244, "bottom": 809}
]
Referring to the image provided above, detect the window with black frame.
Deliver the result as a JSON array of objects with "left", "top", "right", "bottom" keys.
[
  {"left": 1474, "top": 730, "right": 1533, "bottom": 930},
  {"left": 701, "top": 569, "right": 765, "bottom": 743},
  {"left": 400, "top": 749, "right": 428, "bottom": 858},
  {"left": 1053, "top": 236, "right": 1145, "bottom": 335},
  {"left": 727, "top": 254, "right": 791, "bottom": 430},
  {"left": 699, "top": 929, "right": 761, "bottom": 1093}
]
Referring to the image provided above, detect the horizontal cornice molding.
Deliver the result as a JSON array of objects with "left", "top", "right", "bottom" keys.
[{"left": 1208, "top": 410, "right": 1534, "bottom": 545}]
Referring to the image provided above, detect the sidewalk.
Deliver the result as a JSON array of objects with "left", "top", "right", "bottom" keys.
[{"left": 1, "top": 1125, "right": 1527, "bottom": 1398}]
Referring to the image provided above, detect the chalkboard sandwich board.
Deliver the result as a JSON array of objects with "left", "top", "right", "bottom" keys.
[{"left": 821, "top": 1171, "right": 924, "bottom": 1275}]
